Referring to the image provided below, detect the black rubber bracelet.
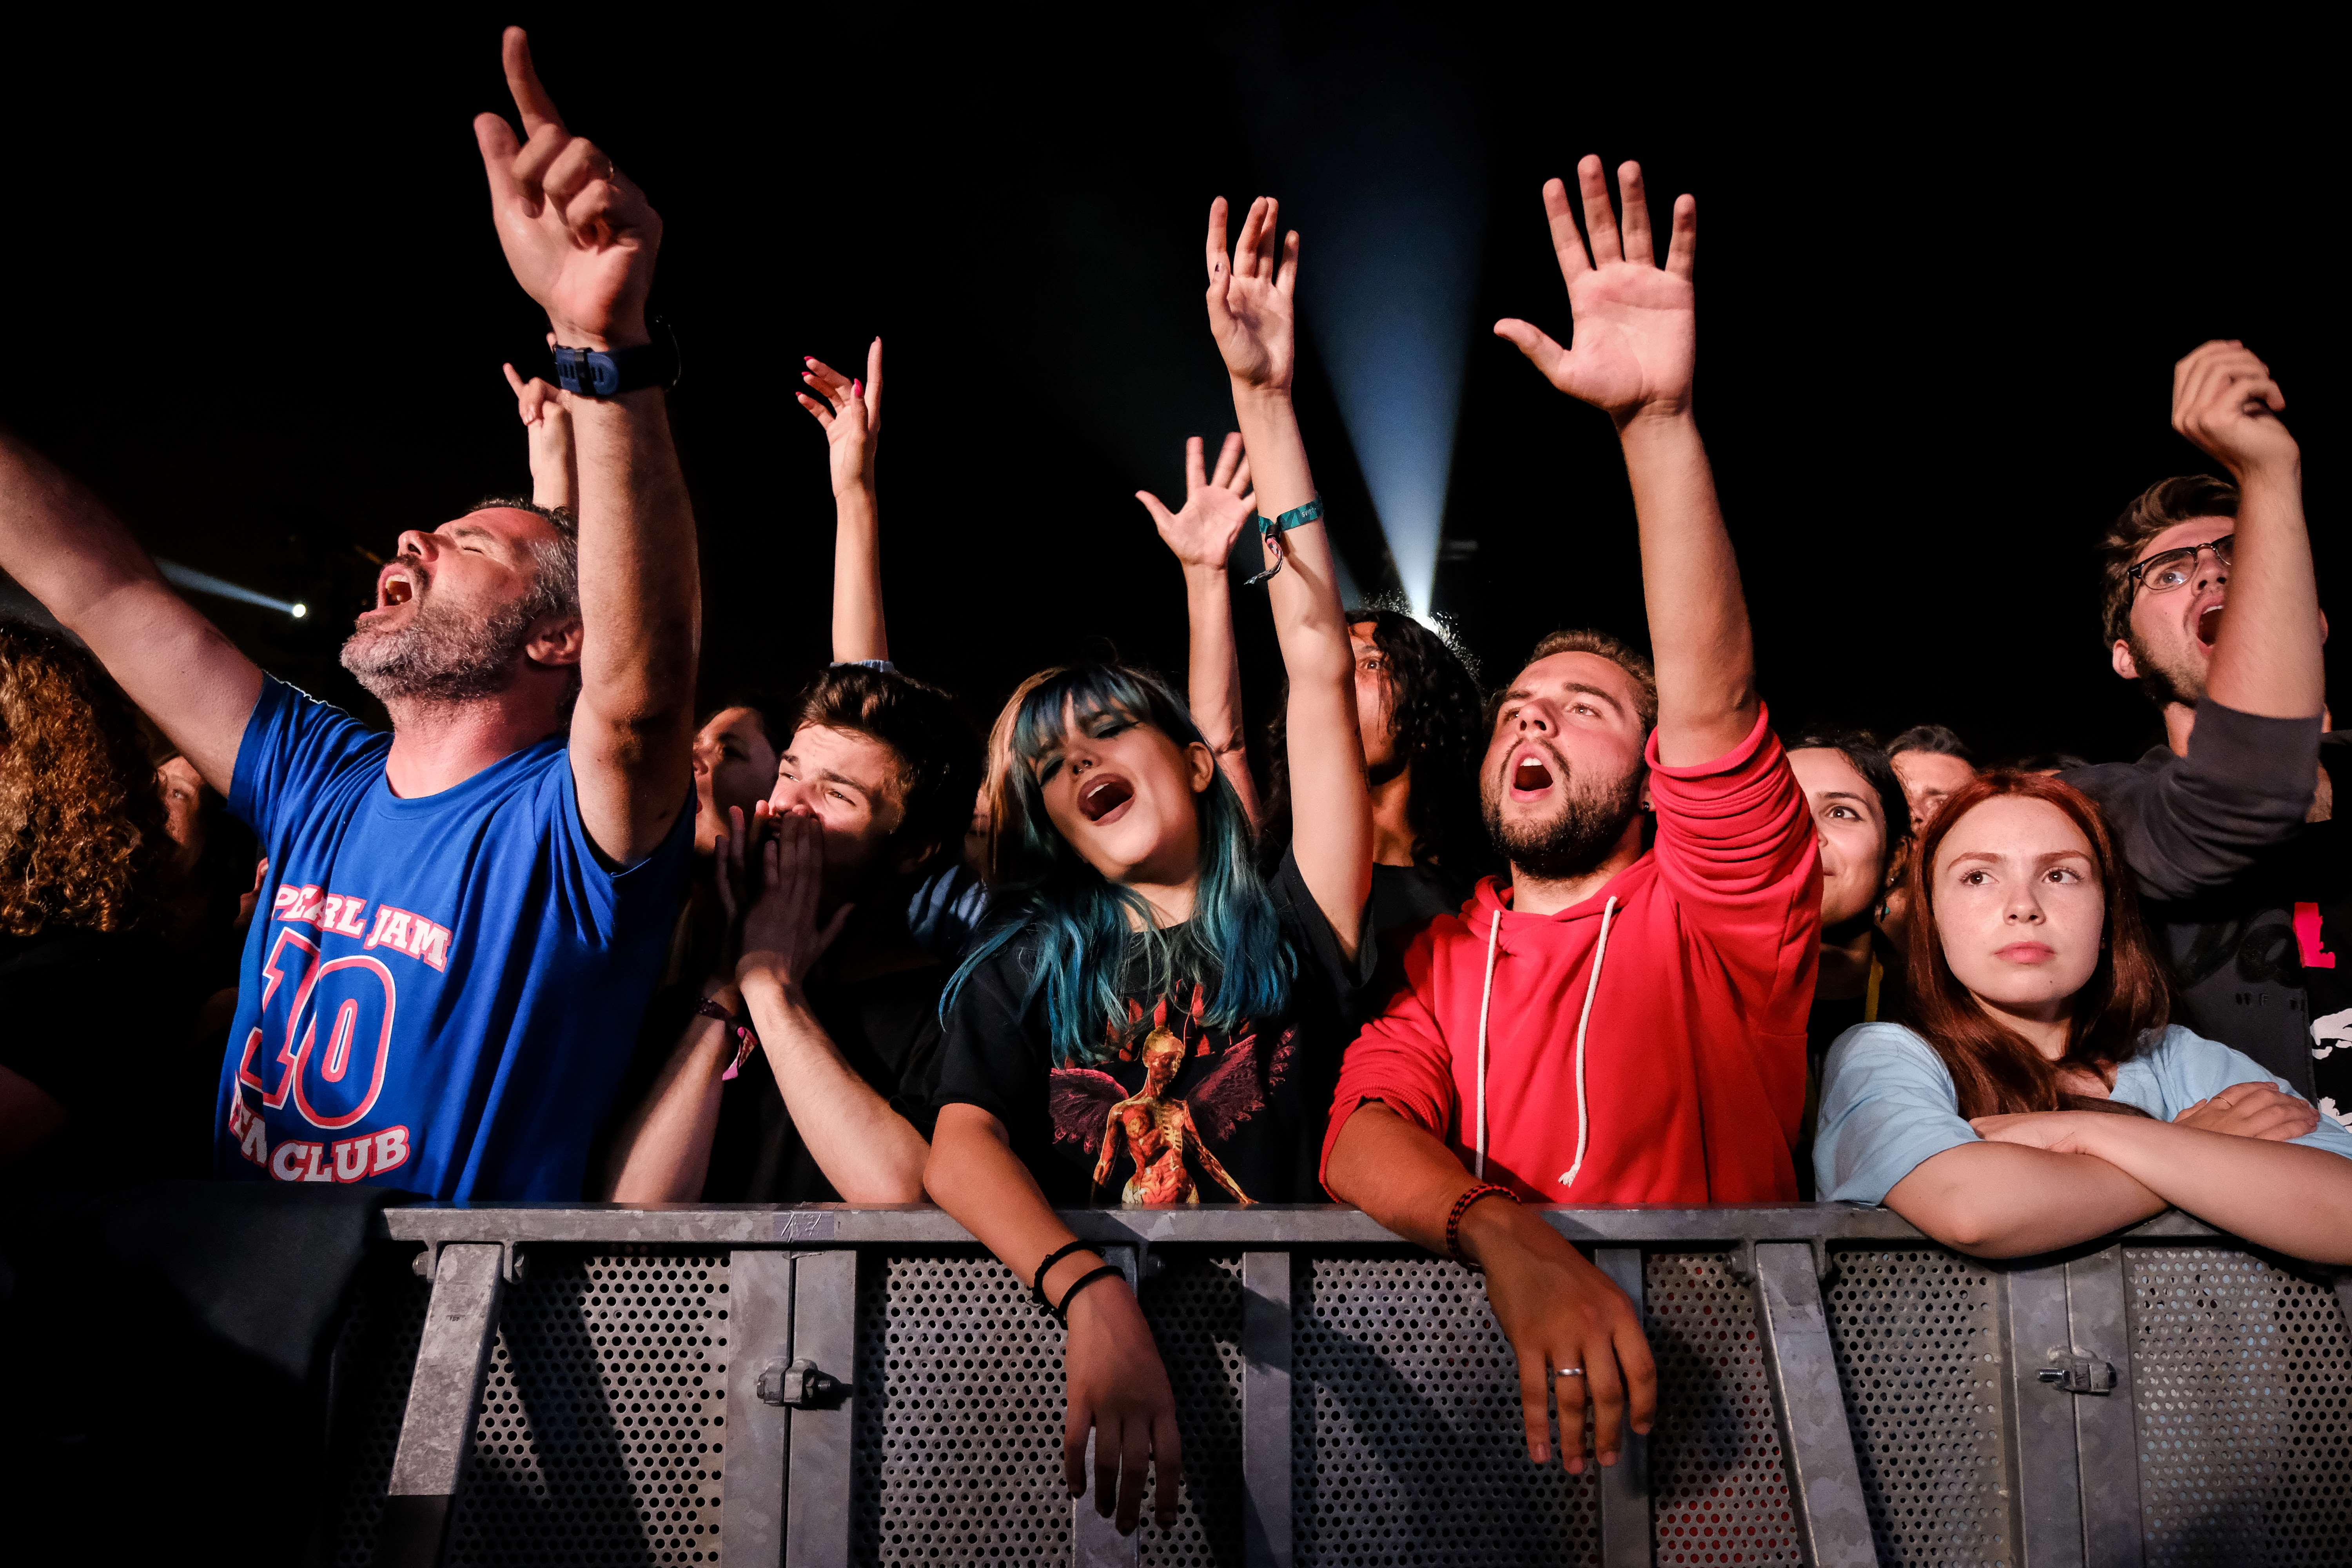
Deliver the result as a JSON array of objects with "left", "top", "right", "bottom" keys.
[
  {"left": 1030, "top": 1241, "right": 1096, "bottom": 1314},
  {"left": 1054, "top": 1264, "right": 1127, "bottom": 1325}
]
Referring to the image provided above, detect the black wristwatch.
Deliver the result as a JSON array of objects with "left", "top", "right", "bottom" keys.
[{"left": 551, "top": 318, "right": 681, "bottom": 397}]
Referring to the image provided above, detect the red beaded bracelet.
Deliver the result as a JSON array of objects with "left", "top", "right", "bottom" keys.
[{"left": 1445, "top": 1182, "right": 1517, "bottom": 1267}]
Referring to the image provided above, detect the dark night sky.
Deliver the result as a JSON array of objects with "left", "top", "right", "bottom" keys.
[{"left": 4, "top": 13, "right": 2341, "bottom": 769}]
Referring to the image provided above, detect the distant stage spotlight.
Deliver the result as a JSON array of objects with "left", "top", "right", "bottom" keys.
[
  {"left": 1243, "top": 40, "right": 1483, "bottom": 623},
  {"left": 156, "top": 559, "right": 310, "bottom": 621}
]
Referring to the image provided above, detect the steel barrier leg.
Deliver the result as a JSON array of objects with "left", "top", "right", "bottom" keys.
[
  {"left": 1074, "top": 1245, "right": 1143, "bottom": 1567},
  {"left": 2006, "top": 1261, "right": 2085, "bottom": 1566},
  {"left": 1241, "top": 1250, "right": 1293, "bottom": 1568},
  {"left": 1751, "top": 1242, "right": 1875, "bottom": 1568},
  {"left": 782, "top": 1249, "right": 858, "bottom": 1568},
  {"left": 720, "top": 1250, "right": 794, "bottom": 1567},
  {"left": 2066, "top": 1247, "right": 2145, "bottom": 1567},
  {"left": 380, "top": 1242, "right": 506, "bottom": 1568},
  {"left": 1592, "top": 1248, "right": 1652, "bottom": 1568}
]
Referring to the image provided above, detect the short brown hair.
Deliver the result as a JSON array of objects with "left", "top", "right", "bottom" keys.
[
  {"left": 792, "top": 663, "right": 981, "bottom": 876},
  {"left": 2098, "top": 475, "right": 2238, "bottom": 648},
  {"left": 1504, "top": 628, "right": 1660, "bottom": 732},
  {"left": 0, "top": 621, "right": 169, "bottom": 936}
]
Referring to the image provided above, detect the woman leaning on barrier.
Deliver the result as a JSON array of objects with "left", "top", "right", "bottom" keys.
[{"left": 1814, "top": 771, "right": 2352, "bottom": 1261}]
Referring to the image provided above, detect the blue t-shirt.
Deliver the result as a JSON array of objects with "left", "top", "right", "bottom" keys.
[
  {"left": 214, "top": 678, "right": 693, "bottom": 1199},
  {"left": 1814, "top": 1020, "right": 2352, "bottom": 1205}
]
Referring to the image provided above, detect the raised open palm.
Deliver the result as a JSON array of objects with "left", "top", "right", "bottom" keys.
[
  {"left": 1495, "top": 157, "right": 1696, "bottom": 421},
  {"left": 1138, "top": 433, "right": 1255, "bottom": 570},
  {"left": 473, "top": 27, "right": 661, "bottom": 348},
  {"left": 1205, "top": 196, "right": 1299, "bottom": 393}
]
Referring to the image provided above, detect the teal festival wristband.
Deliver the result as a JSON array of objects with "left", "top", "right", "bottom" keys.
[{"left": 1243, "top": 495, "right": 1326, "bottom": 587}]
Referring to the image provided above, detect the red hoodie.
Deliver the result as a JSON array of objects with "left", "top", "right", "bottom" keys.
[{"left": 1322, "top": 707, "right": 1820, "bottom": 1204}]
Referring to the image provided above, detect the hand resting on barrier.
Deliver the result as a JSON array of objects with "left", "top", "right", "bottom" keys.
[{"left": 1325, "top": 1101, "right": 1657, "bottom": 1472}]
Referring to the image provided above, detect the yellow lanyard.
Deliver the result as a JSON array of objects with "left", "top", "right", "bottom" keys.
[{"left": 1864, "top": 952, "right": 1883, "bottom": 1023}]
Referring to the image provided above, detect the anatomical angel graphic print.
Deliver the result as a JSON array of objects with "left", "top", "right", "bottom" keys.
[
  {"left": 1052, "top": 987, "right": 1294, "bottom": 1205},
  {"left": 932, "top": 850, "right": 1373, "bottom": 1207}
]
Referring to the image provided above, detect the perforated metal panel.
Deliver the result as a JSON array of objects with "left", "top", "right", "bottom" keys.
[
  {"left": 1294, "top": 1251, "right": 1600, "bottom": 1567},
  {"left": 439, "top": 1248, "right": 730, "bottom": 1566},
  {"left": 850, "top": 1250, "right": 1244, "bottom": 1566},
  {"left": 1642, "top": 1252, "right": 1800, "bottom": 1566},
  {"left": 853, "top": 1252, "right": 1071, "bottom": 1564},
  {"left": 1140, "top": 1253, "right": 1246, "bottom": 1567},
  {"left": 2127, "top": 1247, "right": 2352, "bottom": 1566},
  {"left": 328, "top": 1257, "right": 433, "bottom": 1566},
  {"left": 1821, "top": 1248, "right": 2011, "bottom": 1566}
]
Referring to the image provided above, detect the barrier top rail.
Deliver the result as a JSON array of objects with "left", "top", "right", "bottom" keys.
[{"left": 375, "top": 1199, "right": 2246, "bottom": 1249}]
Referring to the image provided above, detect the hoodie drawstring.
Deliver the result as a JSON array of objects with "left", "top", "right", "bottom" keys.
[
  {"left": 1474, "top": 909, "right": 1504, "bottom": 1178},
  {"left": 1559, "top": 896, "right": 1619, "bottom": 1189},
  {"left": 1472, "top": 894, "right": 1620, "bottom": 1190}
]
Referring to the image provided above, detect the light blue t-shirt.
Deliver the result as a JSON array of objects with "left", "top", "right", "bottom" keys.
[
  {"left": 214, "top": 677, "right": 694, "bottom": 1200},
  {"left": 1815, "top": 1021, "right": 2352, "bottom": 1205}
]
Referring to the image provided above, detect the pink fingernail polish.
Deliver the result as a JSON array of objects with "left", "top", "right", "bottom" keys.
[{"left": 852, "top": 379, "right": 863, "bottom": 397}]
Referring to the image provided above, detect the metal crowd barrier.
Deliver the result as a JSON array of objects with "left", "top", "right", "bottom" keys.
[{"left": 323, "top": 1204, "right": 2352, "bottom": 1567}]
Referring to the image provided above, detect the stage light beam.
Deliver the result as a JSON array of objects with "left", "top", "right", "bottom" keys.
[
  {"left": 1242, "top": 42, "right": 1484, "bottom": 622},
  {"left": 157, "top": 559, "right": 309, "bottom": 620}
]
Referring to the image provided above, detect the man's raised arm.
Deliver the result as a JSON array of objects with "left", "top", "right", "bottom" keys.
[
  {"left": 1495, "top": 156, "right": 1753, "bottom": 766},
  {"left": 0, "top": 432, "right": 262, "bottom": 793},
  {"left": 475, "top": 27, "right": 699, "bottom": 866},
  {"left": 2172, "top": 341, "right": 2318, "bottom": 723}
]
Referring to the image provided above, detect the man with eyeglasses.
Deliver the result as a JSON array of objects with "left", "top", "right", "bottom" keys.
[{"left": 2065, "top": 340, "right": 2339, "bottom": 1118}]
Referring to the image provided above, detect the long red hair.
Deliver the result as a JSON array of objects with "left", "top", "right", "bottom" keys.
[{"left": 1904, "top": 771, "right": 2171, "bottom": 1117}]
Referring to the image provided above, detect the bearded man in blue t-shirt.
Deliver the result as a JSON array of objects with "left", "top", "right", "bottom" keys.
[{"left": 0, "top": 30, "right": 699, "bottom": 1200}]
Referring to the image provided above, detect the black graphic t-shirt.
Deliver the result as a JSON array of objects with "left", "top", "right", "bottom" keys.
[{"left": 932, "top": 850, "right": 1372, "bottom": 1205}]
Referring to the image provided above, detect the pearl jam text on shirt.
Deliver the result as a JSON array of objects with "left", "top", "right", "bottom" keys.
[{"left": 223, "top": 882, "right": 457, "bottom": 1181}]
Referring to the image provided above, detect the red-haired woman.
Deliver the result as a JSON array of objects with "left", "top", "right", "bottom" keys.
[{"left": 1813, "top": 771, "right": 2352, "bottom": 1262}]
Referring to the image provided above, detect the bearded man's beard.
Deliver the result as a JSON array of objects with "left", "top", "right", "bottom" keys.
[
  {"left": 1481, "top": 745, "right": 1646, "bottom": 881},
  {"left": 2124, "top": 629, "right": 2201, "bottom": 710},
  {"left": 341, "top": 588, "right": 535, "bottom": 705}
]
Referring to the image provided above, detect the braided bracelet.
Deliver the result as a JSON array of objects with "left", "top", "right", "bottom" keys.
[
  {"left": 1030, "top": 1241, "right": 1096, "bottom": 1315},
  {"left": 1054, "top": 1264, "right": 1127, "bottom": 1325},
  {"left": 1445, "top": 1182, "right": 1517, "bottom": 1267}
]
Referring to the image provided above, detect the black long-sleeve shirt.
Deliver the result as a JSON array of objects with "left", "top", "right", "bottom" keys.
[{"left": 2065, "top": 698, "right": 2338, "bottom": 1102}]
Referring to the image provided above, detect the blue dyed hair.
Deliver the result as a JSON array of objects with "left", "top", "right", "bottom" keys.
[{"left": 946, "top": 661, "right": 1294, "bottom": 1067}]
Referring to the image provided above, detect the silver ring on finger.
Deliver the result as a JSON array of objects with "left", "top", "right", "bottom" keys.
[{"left": 1554, "top": 1367, "right": 1584, "bottom": 1379}]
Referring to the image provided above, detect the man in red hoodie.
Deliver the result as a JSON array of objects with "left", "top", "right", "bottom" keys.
[{"left": 1322, "top": 156, "right": 1820, "bottom": 1476}]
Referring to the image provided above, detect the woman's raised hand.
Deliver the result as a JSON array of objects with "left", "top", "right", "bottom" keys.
[
  {"left": 503, "top": 355, "right": 577, "bottom": 513},
  {"left": 1205, "top": 196, "right": 1299, "bottom": 395},
  {"left": 1137, "top": 433, "right": 1255, "bottom": 571},
  {"left": 799, "top": 338, "right": 884, "bottom": 497}
]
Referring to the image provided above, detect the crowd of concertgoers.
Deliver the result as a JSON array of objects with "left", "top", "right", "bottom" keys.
[{"left": 5, "top": 29, "right": 2352, "bottom": 1535}]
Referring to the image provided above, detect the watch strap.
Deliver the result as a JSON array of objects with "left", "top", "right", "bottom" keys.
[{"left": 551, "top": 319, "right": 681, "bottom": 397}]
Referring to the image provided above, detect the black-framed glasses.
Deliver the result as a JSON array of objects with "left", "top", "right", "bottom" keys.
[{"left": 2126, "top": 535, "right": 2233, "bottom": 596}]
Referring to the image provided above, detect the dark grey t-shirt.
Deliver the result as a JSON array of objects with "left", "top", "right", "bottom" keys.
[{"left": 2065, "top": 698, "right": 2331, "bottom": 1100}]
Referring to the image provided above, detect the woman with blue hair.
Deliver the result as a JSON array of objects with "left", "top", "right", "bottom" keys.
[{"left": 924, "top": 194, "right": 1374, "bottom": 1537}]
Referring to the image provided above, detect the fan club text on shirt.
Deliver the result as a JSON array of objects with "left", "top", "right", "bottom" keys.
[{"left": 223, "top": 882, "right": 458, "bottom": 1181}]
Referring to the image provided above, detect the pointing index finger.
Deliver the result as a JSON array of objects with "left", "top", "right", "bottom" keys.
[{"left": 502, "top": 26, "right": 567, "bottom": 137}]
